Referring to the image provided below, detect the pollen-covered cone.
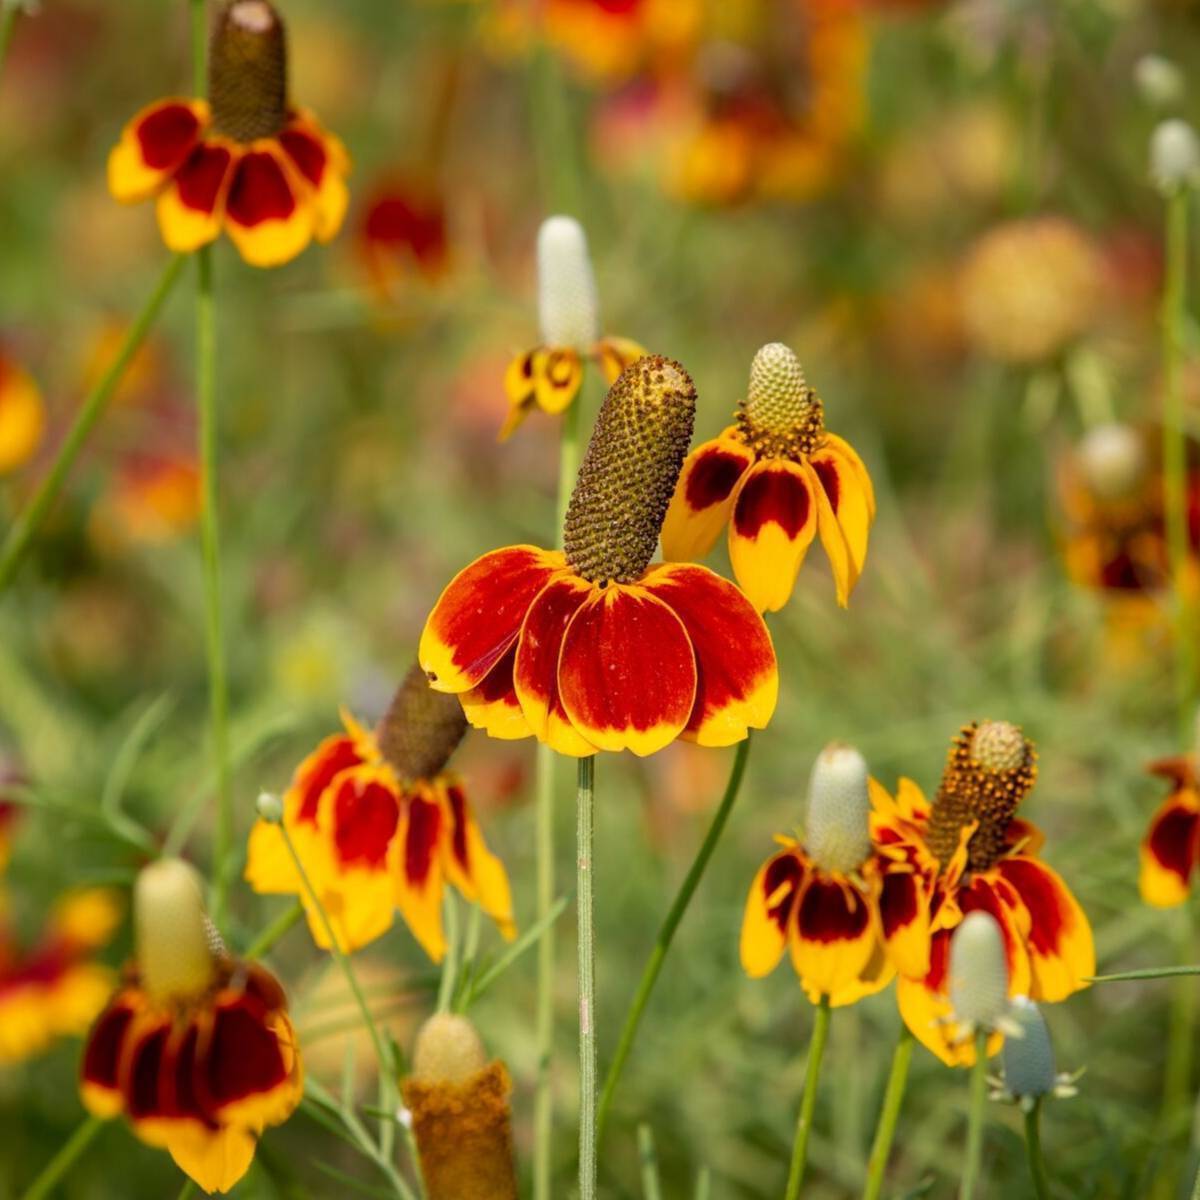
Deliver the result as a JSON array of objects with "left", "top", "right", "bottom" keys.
[{"left": 402, "top": 1014, "right": 518, "bottom": 1200}]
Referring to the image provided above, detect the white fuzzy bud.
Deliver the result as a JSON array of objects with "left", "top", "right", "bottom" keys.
[
  {"left": 1134, "top": 56, "right": 1185, "bottom": 110},
  {"left": 135, "top": 858, "right": 215, "bottom": 1004},
  {"left": 1151, "top": 120, "right": 1200, "bottom": 195},
  {"left": 1002, "top": 997, "right": 1057, "bottom": 1100},
  {"left": 805, "top": 743, "right": 872, "bottom": 874},
  {"left": 1078, "top": 423, "right": 1147, "bottom": 501},
  {"left": 949, "top": 911, "right": 1009, "bottom": 1030},
  {"left": 256, "top": 790, "right": 284, "bottom": 823},
  {"left": 537, "top": 216, "right": 599, "bottom": 351}
]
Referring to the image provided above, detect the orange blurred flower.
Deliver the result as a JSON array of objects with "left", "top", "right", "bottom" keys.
[{"left": 0, "top": 351, "right": 45, "bottom": 475}]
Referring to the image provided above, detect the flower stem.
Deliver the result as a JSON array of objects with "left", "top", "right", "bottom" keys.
[
  {"left": 784, "top": 995, "right": 831, "bottom": 1200},
  {"left": 959, "top": 1029, "right": 990, "bottom": 1200},
  {"left": 0, "top": 0, "right": 23, "bottom": 86},
  {"left": 597, "top": 736, "right": 752, "bottom": 1141},
  {"left": 1023, "top": 1099, "right": 1052, "bottom": 1200},
  {"left": 19, "top": 1115, "right": 104, "bottom": 1200},
  {"left": 242, "top": 899, "right": 303, "bottom": 959},
  {"left": 577, "top": 753, "right": 597, "bottom": 1200},
  {"left": 436, "top": 891, "right": 460, "bottom": 1013},
  {"left": 862, "top": 1025, "right": 914, "bottom": 1200},
  {"left": 0, "top": 255, "right": 186, "bottom": 594}
]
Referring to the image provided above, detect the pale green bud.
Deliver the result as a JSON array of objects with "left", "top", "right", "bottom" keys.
[
  {"left": 537, "top": 216, "right": 599, "bottom": 351},
  {"left": 949, "top": 911, "right": 1009, "bottom": 1030},
  {"left": 805, "top": 742, "right": 872, "bottom": 875},
  {"left": 135, "top": 858, "right": 215, "bottom": 1004}
]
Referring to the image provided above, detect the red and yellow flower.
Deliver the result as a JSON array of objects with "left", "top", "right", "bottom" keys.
[
  {"left": 246, "top": 668, "right": 515, "bottom": 960},
  {"left": 81, "top": 860, "right": 301, "bottom": 1194},
  {"left": 91, "top": 452, "right": 201, "bottom": 549},
  {"left": 0, "top": 888, "right": 120, "bottom": 1064},
  {"left": 359, "top": 176, "right": 450, "bottom": 298},
  {"left": 740, "top": 744, "right": 894, "bottom": 1006},
  {"left": 107, "top": 0, "right": 349, "bottom": 268},
  {"left": 1139, "top": 754, "right": 1200, "bottom": 908},
  {"left": 0, "top": 351, "right": 45, "bottom": 475},
  {"left": 662, "top": 342, "right": 874, "bottom": 612},
  {"left": 870, "top": 721, "right": 1094, "bottom": 1066},
  {"left": 422, "top": 356, "right": 778, "bottom": 758}
]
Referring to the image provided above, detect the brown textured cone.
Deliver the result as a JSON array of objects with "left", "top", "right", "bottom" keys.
[
  {"left": 377, "top": 664, "right": 468, "bottom": 782},
  {"left": 402, "top": 1063, "right": 519, "bottom": 1200},
  {"left": 925, "top": 721, "right": 1038, "bottom": 873},
  {"left": 209, "top": 1, "right": 289, "bottom": 142},
  {"left": 562, "top": 355, "right": 696, "bottom": 584}
]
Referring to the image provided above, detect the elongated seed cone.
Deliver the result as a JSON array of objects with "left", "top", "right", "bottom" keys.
[
  {"left": 537, "top": 216, "right": 599, "bottom": 351},
  {"left": 209, "top": 0, "right": 288, "bottom": 142},
  {"left": 1002, "top": 997, "right": 1058, "bottom": 1100},
  {"left": 135, "top": 858, "right": 216, "bottom": 1004},
  {"left": 735, "top": 342, "right": 824, "bottom": 460},
  {"left": 805, "top": 742, "right": 872, "bottom": 875},
  {"left": 377, "top": 663, "right": 467, "bottom": 783},
  {"left": 948, "top": 910, "right": 1009, "bottom": 1030},
  {"left": 563, "top": 355, "right": 696, "bottom": 584},
  {"left": 403, "top": 1015, "right": 518, "bottom": 1200}
]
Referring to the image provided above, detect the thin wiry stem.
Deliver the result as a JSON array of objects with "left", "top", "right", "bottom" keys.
[
  {"left": 862, "top": 1025, "right": 914, "bottom": 1200},
  {"left": 1023, "top": 1099, "right": 1052, "bottom": 1200},
  {"left": 242, "top": 899, "right": 303, "bottom": 959},
  {"left": 577, "top": 754, "right": 597, "bottom": 1200},
  {"left": 19, "top": 1115, "right": 104, "bottom": 1200},
  {"left": 784, "top": 995, "right": 831, "bottom": 1200},
  {"left": 436, "top": 892, "right": 460, "bottom": 1013},
  {"left": 959, "top": 1030, "right": 990, "bottom": 1200}
]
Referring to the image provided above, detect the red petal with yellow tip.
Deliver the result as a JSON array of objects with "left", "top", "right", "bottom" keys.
[
  {"left": 80, "top": 995, "right": 139, "bottom": 1117},
  {"left": 594, "top": 336, "right": 646, "bottom": 384},
  {"left": 500, "top": 350, "right": 538, "bottom": 442},
  {"left": 789, "top": 875, "right": 877, "bottom": 1001},
  {"left": 533, "top": 348, "right": 584, "bottom": 416},
  {"left": 728, "top": 458, "right": 817, "bottom": 613},
  {"left": 419, "top": 545, "right": 566, "bottom": 694},
  {"left": 327, "top": 769, "right": 401, "bottom": 871},
  {"left": 810, "top": 444, "right": 872, "bottom": 576},
  {"left": 740, "top": 847, "right": 806, "bottom": 978},
  {"left": 156, "top": 141, "right": 235, "bottom": 253},
  {"left": 394, "top": 790, "right": 447, "bottom": 961},
  {"left": 640, "top": 563, "right": 777, "bottom": 746},
  {"left": 807, "top": 459, "right": 859, "bottom": 607},
  {"left": 224, "top": 148, "right": 314, "bottom": 268},
  {"left": 279, "top": 114, "right": 350, "bottom": 242},
  {"left": 823, "top": 433, "right": 875, "bottom": 518},
  {"left": 558, "top": 584, "right": 697, "bottom": 756},
  {"left": 878, "top": 869, "right": 931, "bottom": 979},
  {"left": 661, "top": 430, "right": 754, "bottom": 563},
  {"left": 108, "top": 98, "right": 208, "bottom": 203},
  {"left": 1139, "top": 791, "right": 1200, "bottom": 908},
  {"left": 460, "top": 646, "right": 534, "bottom": 741},
  {"left": 959, "top": 874, "right": 1032, "bottom": 998},
  {"left": 440, "top": 781, "right": 517, "bottom": 941}
]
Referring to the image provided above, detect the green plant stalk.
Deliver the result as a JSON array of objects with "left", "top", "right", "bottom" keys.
[
  {"left": 436, "top": 892, "right": 460, "bottom": 1013},
  {"left": 577, "top": 753, "right": 597, "bottom": 1200},
  {"left": 638, "top": 1124, "right": 663, "bottom": 1200},
  {"left": 597, "top": 736, "right": 752, "bottom": 1140},
  {"left": 785, "top": 995, "right": 831, "bottom": 1200},
  {"left": 0, "top": 1, "right": 24, "bottom": 91},
  {"left": 1023, "top": 1099, "right": 1051, "bottom": 1200},
  {"left": 862, "top": 1025, "right": 914, "bottom": 1200},
  {"left": 960, "top": 1030, "right": 990, "bottom": 1200},
  {"left": 0, "top": 255, "right": 186, "bottom": 594},
  {"left": 19, "top": 1115, "right": 104, "bottom": 1200},
  {"left": 243, "top": 899, "right": 303, "bottom": 959}
]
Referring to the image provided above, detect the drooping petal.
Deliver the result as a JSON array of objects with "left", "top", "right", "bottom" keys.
[
  {"left": 459, "top": 645, "right": 534, "bottom": 741},
  {"left": 728, "top": 458, "right": 817, "bottom": 613},
  {"left": 119, "top": 1013, "right": 178, "bottom": 1147},
  {"left": 959, "top": 874, "right": 1033, "bottom": 999},
  {"left": 513, "top": 573, "right": 600, "bottom": 757},
  {"left": 80, "top": 994, "right": 140, "bottom": 1118},
  {"left": 661, "top": 430, "right": 755, "bottom": 563},
  {"left": 810, "top": 442, "right": 872, "bottom": 577},
  {"left": 740, "top": 846, "right": 806, "bottom": 978},
  {"left": 789, "top": 874, "right": 877, "bottom": 1002},
  {"left": 532, "top": 347, "right": 583, "bottom": 416},
  {"left": 439, "top": 780, "right": 517, "bottom": 941},
  {"left": 557, "top": 584, "right": 697, "bottom": 756},
  {"left": 878, "top": 868, "right": 932, "bottom": 979},
  {"left": 593, "top": 335, "right": 647, "bottom": 383},
  {"left": 156, "top": 140, "right": 236, "bottom": 254},
  {"left": 164, "top": 1124, "right": 257, "bottom": 1197},
  {"left": 640, "top": 562, "right": 777, "bottom": 745},
  {"left": 499, "top": 350, "right": 538, "bottom": 442},
  {"left": 419, "top": 545, "right": 566, "bottom": 694},
  {"left": 223, "top": 146, "right": 314, "bottom": 268},
  {"left": 822, "top": 432, "right": 876, "bottom": 519},
  {"left": 394, "top": 788, "right": 448, "bottom": 962},
  {"left": 108, "top": 99, "right": 208, "bottom": 203},
  {"left": 806, "top": 459, "right": 859, "bottom": 607},
  {"left": 1139, "top": 791, "right": 1200, "bottom": 907},
  {"left": 278, "top": 111, "right": 351, "bottom": 242},
  {"left": 824, "top": 934, "right": 895, "bottom": 1008}
]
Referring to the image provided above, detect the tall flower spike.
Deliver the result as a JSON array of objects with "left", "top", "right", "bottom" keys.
[
  {"left": 209, "top": 1, "right": 288, "bottom": 141},
  {"left": 538, "top": 216, "right": 599, "bottom": 351},
  {"left": 134, "top": 858, "right": 216, "bottom": 1004},
  {"left": 805, "top": 742, "right": 872, "bottom": 875},
  {"left": 948, "top": 910, "right": 1010, "bottom": 1036}
]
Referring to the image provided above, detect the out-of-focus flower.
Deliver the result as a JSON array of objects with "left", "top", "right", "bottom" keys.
[
  {"left": 1150, "top": 119, "right": 1200, "bottom": 195},
  {"left": 991, "top": 996, "right": 1080, "bottom": 1110},
  {"left": 358, "top": 177, "right": 450, "bottom": 297},
  {"left": 107, "top": 0, "right": 350, "bottom": 268},
  {"left": 0, "top": 351, "right": 45, "bottom": 475},
  {"left": 543, "top": 0, "right": 700, "bottom": 83},
  {"left": 958, "top": 217, "right": 1103, "bottom": 364},
  {"left": 662, "top": 342, "right": 875, "bottom": 611},
  {"left": 90, "top": 453, "right": 201, "bottom": 549},
  {"left": 502, "top": 215, "right": 644, "bottom": 441},
  {"left": 402, "top": 1013, "right": 518, "bottom": 1200},
  {"left": 0, "top": 888, "right": 119, "bottom": 1064},
  {"left": 81, "top": 860, "right": 302, "bottom": 1194},
  {"left": 1135, "top": 55, "right": 1185, "bottom": 111},
  {"left": 871, "top": 721, "right": 1094, "bottom": 1066},
  {"left": 77, "top": 321, "right": 168, "bottom": 410},
  {"left": 245, "top": 666, "right": 516, "bottom": 959},
  {"left": 421, "top": 356, "right": 778, "bottom": 757},
  {"left": 1140, "top": 752, "right": 1200, "bottom": 907},
  {"left": 740, "top": 743, "right": 895, "bottom": 1006}
]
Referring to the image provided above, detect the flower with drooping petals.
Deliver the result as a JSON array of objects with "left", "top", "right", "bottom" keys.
[
  {"left": 1139, "top": 751, "right": 1200, "bottom": 908},
  {"left": 421, "top": 355, "right": 778, "bottom": 757},
  {"left": 662, "top": 342, "right": 875, "bottom": 611},
  {"left": 0, "top": 351, "right": 44, "bottom": 475},
  {"left": 359, "top": 176, "right": 450, "bottom": 297},
  {"left": 107, "top": 0, "right": 350, "bottom": 268}
]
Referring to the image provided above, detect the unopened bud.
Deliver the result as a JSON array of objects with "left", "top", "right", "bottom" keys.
[
  {"left": 1135, "top": 55, "right": 1185, "bottom": 110},
  {"left": 805, "top": 743, "right": 872, "bottom": 874},
  {"left": 970, "top": 720, "right": 1028, "bottom": 772},
  {"left": 738, "top": 342, "right": 824, "bottom": 460},
  {"left": 537, "top": 216, "right": 599, "bottom": 351},
  {"left": 412, "top": 1014, "right": 487, "bottom": 1084},
  {"left": 1002, "top": 997, "right": 1057, "bottom": 1100},
  {"left": 1078, "top": 423, "right": 1147, "bottom": 501},
  {"left": 1151, "top": 119, "right": 1200, "bottom": 195},
  {"left": 256, "top": 791, "right": 283, "bottom": 823},
  {"left": 135, "top": 858, "right": 215, "bottom": 1004},
  {"left": 949, "top": 910, "right": 1009, "bottom": 1030}
]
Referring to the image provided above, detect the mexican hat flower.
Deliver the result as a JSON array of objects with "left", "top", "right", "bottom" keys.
[
  {"left": 1139, "top": 753, "right": 1200, "bottom": 907},
  {"left": 662, "top": 342, "right": 875, "bottom": 612},
  {"left": 501, "top": 215, "right": 645, "bottom": 441},
  {"left": 870, "top": 721, "right": 1094, "bottom": 1066},
  {"left": 0, "top": 351, "right": 45, "bottom": 475},
  {"left": 740, "top": 743, "right": 894, "bottom": 1007},
  {"left": 80, "top": 860, "right": 302, "bottom": 1194},
  {"left": 359, "top": 176, "right": 450, "bottom": 297},
  {"left": 0, "top": 888, "right": 120, "bottom": 1064},
  {"left": 420, "top": 355, "right": 779, "bottom": 757},
  {"left": 245, "top": 665, "right": 515, "bottom": 959},
  {"left": 107, "top": 0, "right": 350, "bottom": 268}
]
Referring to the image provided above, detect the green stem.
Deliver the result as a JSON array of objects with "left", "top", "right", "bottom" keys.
[
  {"left": 784, "top": 995, "right": 831, "bottom": 1200},
  {"left": 862, "top": 1026, "right": 914, "bottom": 1200},
  {"left": 0, "top": 1, "right": 22, "bottom": 86},
  {"left": 638, "top": 1124, "right": 663, "bottom": 1200},
  {"left": 1023, "top": 1099, "right": 1052, "bottom": 1200},
  {"left": 0, "top": 255, "right": 185, "bottom": 594},
  {"left": 597, "top": 736, "right": 752, "bottom": 1140},
  {"left": 577, "top": 754, "right": 597, "bottom": 1200},
  {"left": 20, "top": 1116, "right": 104, "bottom": 1200},
  {"left": 243, "top": 899, "right": 303, "bottom": 959},
  {"left": 436, "top": 892, "right": 460, "bottom": 1013},
  {"left": 959, "top": 1030, "right": 990, "bottom": 1200}
]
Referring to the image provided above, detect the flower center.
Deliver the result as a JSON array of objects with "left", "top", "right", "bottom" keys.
[
  {"left": 209, "top": 0, "right": 289, "bottom": 143},
  {"left": 134, "top": 859, "right": 217, "bottom": 1006},
  {"left": 735, "top": 342, "right": 826, "bottom": 461},
  {"left": 377, "top": 663, "right": 468, "bottom": 783},
  {"left": 562, "top": 355, "right": 696, "bottom": 584},
  {"left": 925, "top": 720, "right": 1037, "bottom": 873}
]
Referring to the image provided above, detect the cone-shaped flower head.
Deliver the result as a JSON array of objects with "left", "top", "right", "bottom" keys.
[
  {"left": 737, "top": 342, "right": 825, "bottom": 460},
  {"left": 377, "top": 662, "right": 468, "bottom": 782},
  {"left": 134, "top": 858, "right": 216, "bottom": 1005},
  {"left": 209, "top": 1, "right": 289, "bottom": 141},
  {"left": 948, "top": 910, "right": 1009, "bottom": 1031},
  {"left": 805, "top": 742, "right": 872, "bottom": 874},
  {"left": 537, "top": 215, "right": 600, "bottom": 351},
  {"left": 1078, "top": 423, "right": 1147, "bottom": 502},
  {"left": 1152, "top": 119, "right": 1200, "bottom": 194},
  {"left": 412, "top": 1013, "right": 488, "bottom": 1084},
  {"left": 563, "top": 355, "right": 696, "bottom": 584},
  {"left": 1001, "top": 997, "right": 1057, "bottom": 1101}
]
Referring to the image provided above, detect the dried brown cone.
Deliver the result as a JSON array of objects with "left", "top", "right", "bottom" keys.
[
  {"left": 376, "top": 663, "right": 467, "bottom": 783},
  {"left": 562, "top": 355, "right": 696, "bottom": 584},
  {"left": 209, "top": 0, "right": 288, "bottom": 142},
  {"left": 925, "top": 720, "right": 1038, "bottom": 873}
]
